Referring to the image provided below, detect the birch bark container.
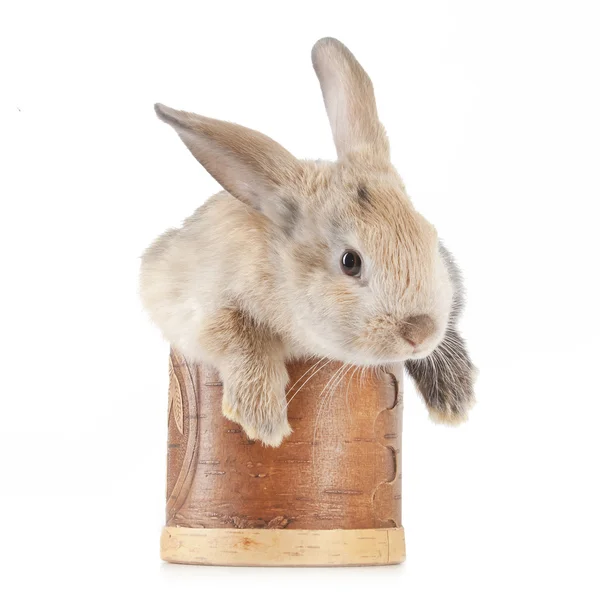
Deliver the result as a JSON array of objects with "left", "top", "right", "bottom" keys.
[{"left": 161, "top": 349, "right": 405, "bottom": 566}]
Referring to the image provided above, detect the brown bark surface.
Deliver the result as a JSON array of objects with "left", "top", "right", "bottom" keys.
[{"left": 166, "top": 350, "right": 403, "bottom": 531}]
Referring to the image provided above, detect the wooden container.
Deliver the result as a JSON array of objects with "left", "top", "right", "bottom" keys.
[{"left": 161, "top": 349, "right": 405, "bottom": 566}]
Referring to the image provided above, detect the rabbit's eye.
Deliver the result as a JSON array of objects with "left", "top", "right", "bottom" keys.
[{"left": 341, "top": 250, "right": 362, "bottom": 277}]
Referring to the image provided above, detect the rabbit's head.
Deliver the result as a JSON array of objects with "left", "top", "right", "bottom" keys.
[{"left": 155, "top": 38, "right": 455, "bottom": 366}]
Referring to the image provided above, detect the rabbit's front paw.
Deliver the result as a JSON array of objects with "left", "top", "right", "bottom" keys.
[
  {"left": 245, "top": 411, "right": 292, "bottom": 447},
  {"left": 406, "top": 325, "right": 477, "bottom": 426},
  {"left": 427, "top": 394, "right": 475, "bottom": 425},
  {"left": 222, "top": 369, "right": 291, "bottom": 447}
]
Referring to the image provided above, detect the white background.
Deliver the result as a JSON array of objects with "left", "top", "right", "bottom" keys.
[{"left": 1, "top": 1, "right": 599, "bottom": 598}]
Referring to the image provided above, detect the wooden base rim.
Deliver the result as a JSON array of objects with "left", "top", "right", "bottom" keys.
[{"left": 161, "top": 526, "right": 405, "bottom": 567}]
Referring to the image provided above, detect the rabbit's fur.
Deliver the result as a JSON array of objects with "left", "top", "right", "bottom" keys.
[{"left": 141, "top": 38, "right": 476, "bottom": 445}]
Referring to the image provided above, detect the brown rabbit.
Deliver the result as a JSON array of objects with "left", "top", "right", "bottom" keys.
[{"left": 140, "top": 38, "right": 476, "bottom": 446}]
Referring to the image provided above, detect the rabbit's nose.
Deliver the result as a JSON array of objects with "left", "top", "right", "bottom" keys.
[{"left": 399, "top": 315, "right": 436, "bottom": 347}]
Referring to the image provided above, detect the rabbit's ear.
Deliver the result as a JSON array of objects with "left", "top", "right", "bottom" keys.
[
  {"left": 154, "top": 104, "right": 302, "bottom": 214},
  {"left": 312, "top": 38, "right": 389, "bottom": 163}
]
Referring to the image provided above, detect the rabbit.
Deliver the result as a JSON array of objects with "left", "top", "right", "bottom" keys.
[{"left": 140, "top": 37, "right": 476, "bottom": 446}]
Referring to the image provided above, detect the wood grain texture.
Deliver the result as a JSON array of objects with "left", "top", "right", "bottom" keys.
[
  {"left": 164, "top": 350, "right": 404, "bottom": 565},
  {"left": 161, "top": 526, "right": 405, "bottom": 566}
]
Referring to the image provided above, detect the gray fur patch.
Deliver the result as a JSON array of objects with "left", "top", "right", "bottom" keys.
[
  {"left": 271, "top": 197, "right": 299, "bottom": 237},
  {"left": 357, "top": 184, "right": 371, "bottom": 206},
  {"left": 438, "top": 241, "right": 465, "bottom": 323},
  {"left": 405, "top": 326, "right": 475, "bottom": 419},
  {"left": 282, "top": 198, "right": 299, "bottom": 237}
]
